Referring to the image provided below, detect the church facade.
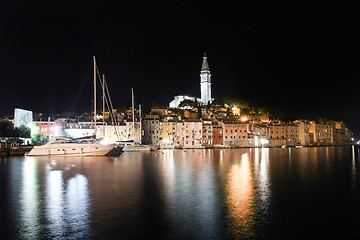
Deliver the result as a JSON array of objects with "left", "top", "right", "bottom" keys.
[{"left": 169, "top": 53, "right": 213, "bottom": 108}]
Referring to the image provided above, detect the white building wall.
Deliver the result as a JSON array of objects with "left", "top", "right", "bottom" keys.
[
  {"left": 65, "top": 128, "right": 95, "bottom": 139},
  {"left": 169, "top": 95, "right": 201, "bottom": 108},
  {"left": 126, "top": 122, "right": 141, "bottom": 143},
  {"left": 96, "top": 125, "right": 127, "bottom": 142},
  {"left": 200, "top": 81, "right": 211, "bottom": 105},
  {"left": 14, "top": 108, "right": 33, "bottom": 128}
]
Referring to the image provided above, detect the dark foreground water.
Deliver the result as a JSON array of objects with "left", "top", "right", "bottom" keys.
[{"left": 1, "top": 147, "right": 360, "bottom": 239}]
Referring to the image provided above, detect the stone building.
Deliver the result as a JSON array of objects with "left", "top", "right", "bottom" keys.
[
  {"left": 222, "top": 121, "right": 254, "bottom": 147},
  {"left": 142, "top": 116, "right": 160, "bottom": 145},
  {"left": 159, "top": 121, "right": 176, "bottom": 148},
  {"left": 183, "top": 120, "right": 203, "bottom": 148},
  {"left": 269, "top": 124, "right": 287, "bottom": 147},
  {"left": 212, "top": 124, "right": 224, "bottom": 146},
  {"left": 202, "top": 120, "right": 213, "bottom": 147}
]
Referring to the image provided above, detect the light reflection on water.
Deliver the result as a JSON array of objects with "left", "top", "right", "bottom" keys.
[
  {"left": 226, "top": 153, "right": 255, "bottom": 238},
  {"left": 44, "top": 158, "right": 92, "bottom": 239},
  {"left": 20, "top": 158, "right": 41, "bottom": 239},
  {"left": 257, "top": 148, "right": 270, "bottom": 214},
  {"left": 1, "top": 147, "right": 360, "bottom": 239},
  {"left": 46, "top": 169, "right": 65, "bottom": 238},
  {"left": 66, "top": 174, "right": 91, "bottom": 238}
]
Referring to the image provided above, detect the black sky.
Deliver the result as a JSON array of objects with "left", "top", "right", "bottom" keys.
[{"left": 1, "top": 1, "right": 360, "bottom": 137}]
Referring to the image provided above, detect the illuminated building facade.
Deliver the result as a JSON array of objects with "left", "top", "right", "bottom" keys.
[
  {"left": 314, "top": 122, "right": 333, "bottom": 145},
  {"left": 159, "top": 121, "right": 176, "bottom": 148},
  {"left": 183, "top": 120, "right": 203, "bottom": 148},
  {"left": 14, "top": 108, "right": 33, "bottom": 129},
  {"left": 34, "top": 118, "right": 64, "bottom": 137},
  {"left": 269, "top": 125, "right": 287, "bottom": 146},
  {"left": 286, "top": 124, "right": 300, "bottom": 146},
  {"left": 212, "top": 125, "right": 224, "bottom": 146},
  {"left": 202, "top": 120, "right": 213, "bottom": 146},
  {"left": 293, "top": 120, "right": 311, "bottom": 146},
  {"left": 174, "top": 121, "right": 185, "bottom": 148},
  {"left": 222, "top": 122, "right": 254, "bottom": 147},
  {"left": 332, "top": 121, "right": 353, "bottom": 145}
]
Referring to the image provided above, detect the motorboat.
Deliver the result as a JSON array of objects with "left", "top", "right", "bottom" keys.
[
  {"left": 122, "top": 142, "right": 159, "bottom": 152},
  {"left": 26, "top": 137, "right": 117, "bottom": 156}
]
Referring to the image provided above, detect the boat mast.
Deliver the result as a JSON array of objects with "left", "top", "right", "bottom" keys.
[
  {"left": 131, "top": 88, "right": 135, "bottom": 142},
  {"left": 139, "top": 104, "right": 142, "bottom": 144},
  {"left": 93, "top": 56, "right": 97, "bottom": 137},
  {"left": 102, "top": 74, "right": 105, "bottom": 138}
]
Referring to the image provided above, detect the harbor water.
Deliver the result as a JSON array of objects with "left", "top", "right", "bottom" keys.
[{"left": 1, "top": 147, "right": 360, "bottom": 239}]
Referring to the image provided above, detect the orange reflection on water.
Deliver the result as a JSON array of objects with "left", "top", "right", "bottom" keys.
[{"left": 226, "top": 153, "right": 255, "bottom": 237}]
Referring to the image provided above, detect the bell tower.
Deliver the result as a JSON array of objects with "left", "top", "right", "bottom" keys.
[{"left": 200, "top": 53, "right": 212, "bottom": 105}]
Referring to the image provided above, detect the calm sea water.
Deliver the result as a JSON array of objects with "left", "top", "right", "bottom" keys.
[{"left": 1, "top": 147, "right": 360, "bottom": 239}]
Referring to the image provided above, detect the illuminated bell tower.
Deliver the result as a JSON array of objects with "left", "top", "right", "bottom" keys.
[{"left": 200, "top": 53, "right": 212, "bottom": 105}]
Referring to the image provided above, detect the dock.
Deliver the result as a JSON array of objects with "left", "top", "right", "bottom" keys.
[{"left": 0, "top": 143, "right": 33, "bottom": 156}]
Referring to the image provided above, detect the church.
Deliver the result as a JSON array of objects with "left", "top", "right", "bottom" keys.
[{"left": 169, "top": 53, "right": 213, "bottom": 108}]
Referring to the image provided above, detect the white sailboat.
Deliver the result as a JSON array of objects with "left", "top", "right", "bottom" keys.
[
  {"left": 27, "top": 56, "right": 117, "bottom": 156},
  {"left": 122, "top": 89, "right": 159, "bottom": 152}
]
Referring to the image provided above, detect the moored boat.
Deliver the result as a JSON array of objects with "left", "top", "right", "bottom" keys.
[
  {"left": 121, "top": 89, "right": 159, "bottom": 152},
  {"left": 122, "top": 142, "right": 159, "bottom": 152},
  {"left": 26, "top": 137, "right": 117, "bottom": 156}
]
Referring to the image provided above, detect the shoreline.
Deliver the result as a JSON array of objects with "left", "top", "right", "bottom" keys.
[
  {"left": 1, "top": 144, "right": 356, "bottom": 156},
  {"left": 0, "top": 146, "right": 33, "bottom": 156},
  {"left": 171, "top": 144, "right": 356, "bottom": 150}
]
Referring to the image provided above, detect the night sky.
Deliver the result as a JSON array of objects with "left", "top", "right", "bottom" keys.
[{"left": 1, "top": 1, "right": 360, "bottom": 137}]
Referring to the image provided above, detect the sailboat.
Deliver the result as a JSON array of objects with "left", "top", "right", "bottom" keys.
[
  {"left": 27, "top": 57, "right": 118, "bottom": 156},
  {"left": 122, "top": 89, "right": 159, "bottom": 152}
]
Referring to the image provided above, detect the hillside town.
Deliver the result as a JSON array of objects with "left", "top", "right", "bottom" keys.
[
  {"left": 0, "top": 54, "right": 354, "bottom": 148},
  {"left": 1, "top": 103, "right": 354, "bottom": 149}
]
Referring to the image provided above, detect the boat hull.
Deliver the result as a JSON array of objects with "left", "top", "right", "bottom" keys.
[{"left": 27, "top": 143, "right": 115, "bottom": 156}]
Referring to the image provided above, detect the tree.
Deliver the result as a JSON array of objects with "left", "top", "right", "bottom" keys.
[
  {"left": 179, "top": 99, "right": 195, "bottom": 108},
  {"left": 29, "top": 123, "right": 49, "bottom": 145},
  {"left": 210, "top": 98, "right": 225, "bottom": 107},
  {"left": 31, "top": 132, "right": 49, "bottom": 145},
  {"left": 177, "top": 109, "right": 185, "bottom": 119},
  {"left": 0, "top": 120, "right": 14, "bottom": 137},
  {"left": 257, "top": 107, "right": 267, "bottom": 114},
  {"left": 59, "top": 130, "right": 70, "bottom": 137},
  {"left": 14, "top": 125, "right": 31, "bottom": 138},
  {"left": 223, "top": 97, "right": 250, "bottom": 109}
]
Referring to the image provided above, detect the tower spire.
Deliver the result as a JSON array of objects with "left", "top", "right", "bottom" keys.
[{"left": 201, "top": 52, "right": 209, "bottom": 71}]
